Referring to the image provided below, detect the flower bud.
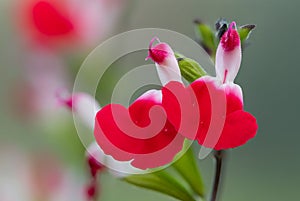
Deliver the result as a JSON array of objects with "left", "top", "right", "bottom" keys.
[{"left": 175, "top": 53, "right": 207, "bottom": 83}]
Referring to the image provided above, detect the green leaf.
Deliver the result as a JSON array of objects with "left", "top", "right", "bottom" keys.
[
  {"left": 238, "top": 24, "right": 256, "bottom": 43},
  {"left": 175, "top": 53, "right": 207, "bottom": 83},
  {"left": 194, "top": 20, "right": 217, "bottom": 55},
  {"left": 173, "top": 147, "right": 205, "bottom": 197},
  {"left": 123, "top": 170, "right": 197, "bottom": 201}
]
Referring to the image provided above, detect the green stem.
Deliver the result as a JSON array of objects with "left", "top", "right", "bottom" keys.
[{"left": 210, "top": 151, "right": 225, "bottom": 201}]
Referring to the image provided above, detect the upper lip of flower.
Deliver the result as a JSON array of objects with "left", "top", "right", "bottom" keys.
[
  {"left": 146, "top": 37, "right": 174, "bottom": 64},
  {"left": 220, "top": 21, "right": 240, "bottom": 52},
  {"left": 215, "top": 21, "right": 242, "bottom": 84}
]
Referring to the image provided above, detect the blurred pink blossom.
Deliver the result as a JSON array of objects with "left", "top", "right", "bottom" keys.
[
  {"left": 15, "top": 0, "right": 126, "bottom": 50},
  {"left": 11, "top": 48, "right": 70, "bottom": 119},
  {"left": 0, "top": 146, "right": 86, "bottom": 201}
]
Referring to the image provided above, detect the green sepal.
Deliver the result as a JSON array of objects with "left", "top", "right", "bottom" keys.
[
  {"left": 238, "top": 24, "right": 256, "bottom": 43},
  {"left": 123, "top": 170, "right": 197, "bottom": 201},
  {"left": 175, "top": 53, "right": 207, "bottom": 83},
  {"left": 173, "top": 145, "right": 205, "bottom": 197},
  {"left": 194, "top": 20, "right": 217, "bottom": 55}
]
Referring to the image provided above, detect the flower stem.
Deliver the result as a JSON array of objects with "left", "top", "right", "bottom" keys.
[{"left": 210, "top": 150, "right": 225, "bottom": 201}]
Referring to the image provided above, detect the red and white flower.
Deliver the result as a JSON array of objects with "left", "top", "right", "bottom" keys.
[
  {"left": 162, "top": 22, "right": 258, "bottom": 150},
  {"left": 94, "top": 90, "right": 185, "bottom": 170},
  {"left": 93, "top": 38, "right": 185, "bottom": 170},
  {"left": 17, "top": 0, "right": 125, "bottom": 49}
]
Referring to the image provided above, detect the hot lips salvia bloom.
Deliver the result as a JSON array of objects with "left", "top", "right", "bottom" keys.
[
  {"left": 94, "top": 41, "right": 186, "bottom": 169},
  {"left": 17, "top": 0, "right": 125, "bottom": 48},
  {"left": 162, "top": 22, "right": 258, "bottom": 150}
]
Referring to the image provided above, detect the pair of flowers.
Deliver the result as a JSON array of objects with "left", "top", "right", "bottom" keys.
[
  {"left": 93, "top": 21, "right": 258, "bottom": 170},
  {"left": 61, "top": 22, "right": 257, "bottom": 172}
]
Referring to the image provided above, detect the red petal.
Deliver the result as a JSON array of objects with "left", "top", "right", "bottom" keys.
[
  {"left": 190, "top": 77, "right": 227, "bottom": 143},
  {"left": 32, "top": 1, "right": 74, "bottom": 36},
  {"left": 162, "top": 81, "right": 199, "bottom": 140},
  {"left": 94, "top": 94, "right": 184, "bottom": 169},
  {"left": 208, "top": 110, "right": 258, "bottom": 150},
  {"left": 224, "top": 83, "right": 243, "bottom": 114},
  {"left": 192, "top": 78, "right": 255, "bottom": 149},
  {"left": 162, "top": 77, "right": 255, "bottom": 150}
]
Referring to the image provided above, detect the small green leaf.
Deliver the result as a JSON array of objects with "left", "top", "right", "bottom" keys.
[
  {"left": 194, "top": 20, "right": 217, "bottom": 55},
  {"left": 173, "top": 147, "right": 205, "bottom": 197},
  {"left": 123, "top": 170, "right": 196, "bottom": 201},
  {"left": 175, "top": 53, "right": 207, "bottom": 83},
  {"left": 238, "top": 24, "right": 256, "bottom": 43}
]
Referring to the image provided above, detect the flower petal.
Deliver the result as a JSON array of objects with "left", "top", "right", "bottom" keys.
[
  {"left": 94, "top": 90, "right": 185, "bottom": 169},
  {"left": 190, "top": 76, "right": 256, "bottom": 150},
  {"left": 86, "top": 142, "right": 142, "bottom": 177},
  {"left": 162, "top": 76, "right": 250, "bottom": 150},
  {"left": 162, "top": 81, "right": 199, "bottom": 140},
  {"left": 223, "top": 82, "right": 243, "bottom": 114},
  {"left": 212, "top": 110, "right": 258, "bottom": 150},
  {"left": 31, "top": 0, "right": 74, "bottom": 36},
  {"left": 190, "top": 76, "right": 227, "bottom": 148},
  {"left": 147, "top": 38, "right": 182, "bottom": 85},
  {"left": 57, "top": 92, "right": 100, "bottom": 130},
  {"left": 215, "top": 22, "right": 242, "bottom": 83}
]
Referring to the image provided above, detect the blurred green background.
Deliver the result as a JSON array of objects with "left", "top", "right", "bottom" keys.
[{"left": 0, "top": 0, "right": 299, "bottom": 200}]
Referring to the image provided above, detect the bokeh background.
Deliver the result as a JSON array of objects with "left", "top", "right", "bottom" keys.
[{"left": 0, "top": 0, "right": 299, "bottom": 200}]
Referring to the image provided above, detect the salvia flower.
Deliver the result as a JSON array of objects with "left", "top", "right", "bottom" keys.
[
  {"left": 161, "top": 23, "right": 257, "bottom": 150},
  {"left": 17, "top": 0, "right": 125, "bottom": 49},
  {"left": 93, "top": 39, "right": 186, "bottom": 170},
  {"left": 94, "top": 89, "right": 185, "bottom": 170},
  {"left": 192, "top": 22, "right": 257, "bottom": 150}
]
